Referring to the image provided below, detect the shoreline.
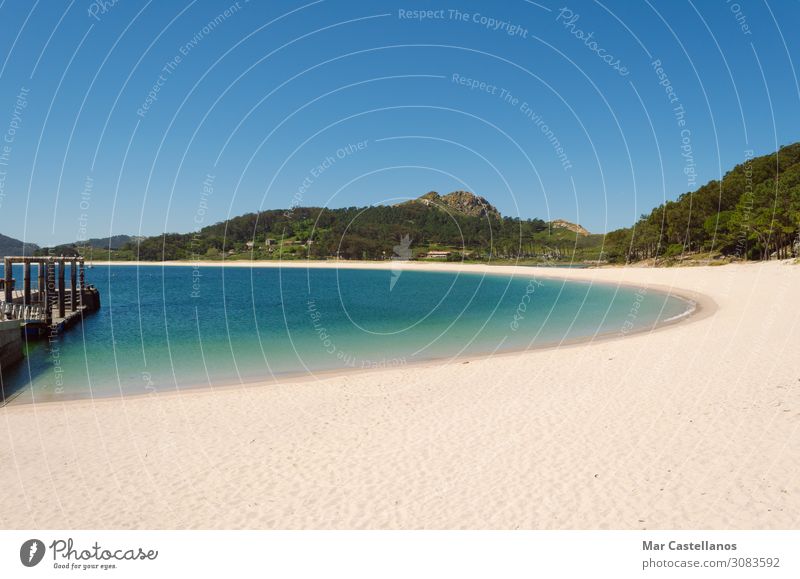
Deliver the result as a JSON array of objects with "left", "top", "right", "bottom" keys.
[
  {"left": 5, "top": 263, "right": 712, "bottom": 408},
  {"left": 11, "top": 284, "right": 709, "bottom": 409}
]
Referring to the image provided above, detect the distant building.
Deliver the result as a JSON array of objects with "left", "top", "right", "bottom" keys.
[
  {"left": 245, "top": 241, "right": 254, "bottom": 249},
  {"left": 265, "top": 238, "right": 276, "bottom": 246},
  {"left": 423, "top": 251, "right": 451, "bottom": 259}
]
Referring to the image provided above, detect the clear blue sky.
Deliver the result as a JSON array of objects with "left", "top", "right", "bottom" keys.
[{"left": 0, "top": 0, "right": 798, "bottom": 245}]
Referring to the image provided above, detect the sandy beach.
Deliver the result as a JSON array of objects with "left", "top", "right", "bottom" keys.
[{"left": 1, "top": 260, "right": 798, "bottom": 529}]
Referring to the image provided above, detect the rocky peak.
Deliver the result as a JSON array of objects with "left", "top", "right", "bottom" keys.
[
  {"left": 414, "top": 190, "right": 501, "bottom": 219},
  {"left": 550, "top": 219, "right": 590, "bottom": 236}
]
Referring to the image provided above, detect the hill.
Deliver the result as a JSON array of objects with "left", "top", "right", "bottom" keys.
[
  {"left": 81, "top": 235, "right": 137, "bottom": 250},
  {"left": 0, "top": 233, "right": 39, "bottom": 257},
  {"left": 100, "top": 203, "right": 549, "bottom": 261},
  {"left": 605, "top": 143, "right": 800, "bottom": 262},
  {"left": 31, "top": 235, "right": 141, "bottom": 258}
]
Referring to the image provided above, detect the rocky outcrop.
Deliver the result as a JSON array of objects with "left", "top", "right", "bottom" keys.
[
  {"left": 411, "top": 191, "right": 501, "bottom": 219},
  {"left": 550, "top": 219, "right": 590, "bottom": 236}
]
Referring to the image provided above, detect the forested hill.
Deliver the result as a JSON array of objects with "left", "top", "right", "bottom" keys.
[
  {"left": 102, "top": 194, "right": 553, "bottom": 261},
  {"left": 604, "top": 143, "right": 800, "bottom": 262}
]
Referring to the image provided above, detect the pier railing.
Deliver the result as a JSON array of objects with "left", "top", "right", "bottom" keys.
[
  {"left": 1, "top": 256, "right": 98, "bottom": 334},
  {"left": 0, "top": 301, "right": 46, "bottom": 322}
]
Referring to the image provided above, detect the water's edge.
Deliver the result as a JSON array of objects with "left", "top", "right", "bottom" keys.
[{"left": 4, "top": 269, "right": 709, "bottom": 407}]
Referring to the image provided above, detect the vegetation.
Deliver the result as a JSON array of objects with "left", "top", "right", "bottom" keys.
[
  {"left": 605, "top": 143, "right": 800, "bottom": 263},
  {"left": 90, "top": 205, "right": 554, "bottom": 262}
]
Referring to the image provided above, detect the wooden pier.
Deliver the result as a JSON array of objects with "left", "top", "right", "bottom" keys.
[{"left": 1, "top": 256, "right": 100, "bottom": 337}]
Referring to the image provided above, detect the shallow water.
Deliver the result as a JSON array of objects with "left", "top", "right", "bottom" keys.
[{"left": 0, "top": 264, "right": 691, "bottom": 403}]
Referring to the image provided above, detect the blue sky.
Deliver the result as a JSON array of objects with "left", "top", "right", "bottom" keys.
[{"left": 0, "top": 0, "right": 798, "bottom": 245}]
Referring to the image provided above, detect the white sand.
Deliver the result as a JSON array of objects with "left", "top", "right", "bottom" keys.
[{"left": 1, "top": 260, "right": 798, "bottom": 529}]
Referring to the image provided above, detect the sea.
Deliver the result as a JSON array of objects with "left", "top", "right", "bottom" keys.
[{"left": 0, "top": 264, "right": 692, "bottom": 404}]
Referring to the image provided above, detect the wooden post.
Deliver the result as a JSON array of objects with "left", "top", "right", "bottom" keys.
[
  {"left": 78, "top": 258, "right": 85, "bottom": 310},
  {"left": 57, "top": 258, "right": 66, "bottom": 319},
  {"left": 37, "top": 260, "right": 45, "bottom": 303},
  {"left": 70, "top": 259, "right": 77, "bottom": 311},
  {"left": 23, "top": 260, "right": 31, "bottom": 305},
  {"left": 45, "top": 259, "right": 55, "bottom": 325},
  {"left": 3, "top": 258, "right": 12, "bottom": 302}
]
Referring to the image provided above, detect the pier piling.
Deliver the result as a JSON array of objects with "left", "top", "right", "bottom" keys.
[
  {"left": 37, "top": 262, "right": 44, "bottom": 297},
  {"left": 23, "top": 261, "right": 31, "bottom": 305},
  {"left": 57, "top": 258, "right": 66, "bottom": 319},
  {"left": 70, "top": 259, "right": 77, "bottom": 311},
  {"left": 3, "top": 258, "right": 11, "bottom": 303},
  {"left": 46, "top": 259, "right": 55, "bottom": 325}
]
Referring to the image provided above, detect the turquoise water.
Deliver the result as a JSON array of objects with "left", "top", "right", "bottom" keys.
[{"left": 0, "top": 265, "right": 691, "bottom": 404}]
